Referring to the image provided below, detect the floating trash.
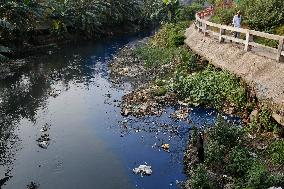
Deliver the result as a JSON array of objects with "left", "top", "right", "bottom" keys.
[
  {"left": 38, "top": 141, "right": 49, "bottom": 149},
  {"left": 171, "top": 108, "right": 190, "bottom": 120},
  {"left": 36, "top": 134, "right": 50, "bottom": 149},
  {"left": 40, "top": 124, "right": 50, "bottom": 132},
  {"left": 161, "top": 143, "right": 170, "bottom": 151},
  {"left": 133, "top": 165, "right": 152, "bottom": 176},
  {"left": 26, "top": 182, "right": 39, "bottom": 189}
]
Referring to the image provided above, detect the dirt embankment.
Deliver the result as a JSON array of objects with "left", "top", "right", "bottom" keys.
[{"left": 185, "top": 24, "right": 284, "bottom": 122}]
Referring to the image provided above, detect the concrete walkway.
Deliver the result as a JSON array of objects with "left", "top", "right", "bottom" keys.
[{"left": 185, "top": 24, "right": 284, "bottom": 116}]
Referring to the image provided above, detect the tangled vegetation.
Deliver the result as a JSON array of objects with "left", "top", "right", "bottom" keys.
[
  {"left": 0, "top": 0, "right": 187, "bottom": 60},
  {"left": 209, "top": 0, "right": 284, "bottom": 34},
  {"left": 186, "top": 118, "right": 284, "bottom": 189}
]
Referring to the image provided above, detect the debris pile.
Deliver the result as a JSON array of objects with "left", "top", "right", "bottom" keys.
[{"left": 121, "top": 86, "right": 177, "bottom": 117}]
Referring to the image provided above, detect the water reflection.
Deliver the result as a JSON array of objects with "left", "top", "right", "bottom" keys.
[{"left": 0, "top": 31, "right": 240, "bottom": 189}]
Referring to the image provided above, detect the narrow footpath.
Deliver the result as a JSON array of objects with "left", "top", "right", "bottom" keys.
[{"left": 185, "top": 24, "right": 284, "bottom": 120}]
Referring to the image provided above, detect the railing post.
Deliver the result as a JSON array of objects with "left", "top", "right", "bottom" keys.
[
  {"left": 195, "top": 16, "right": 198, "bottom": 30},
  {"left": 244, "top": 30, "right": 253, "bottom": 51},
  {"left": 198, "top": 21, "right": 203, "bottom": 32},
  {"left": 219, "top": 27, "right": 225, "bottom": 43},
  {"left": 276, "top": 38, "right": 284, "bottom": 62},
  {"left": 204, "top": 23, "right": 208, "bottom": 36}
]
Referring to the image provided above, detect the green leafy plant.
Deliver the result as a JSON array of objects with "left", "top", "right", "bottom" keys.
[
  {"left": 150, "top": 21, "right": 190, "bottom": 48},
  {"left": 207, "top": 118, "right": 245, "bottom": 149},
  {"left": 243, "top": 0, "right": 284, "bottom": 32},
  {"left": 172, "top": 66, "right": 247, "bottom": 110},
  {"left": 205, "top": 140, "right": 226, "bottom": 170},
  {"left": 175, "top": 3, "right": 203, "bottom": 21},
  {"left": 275, "top": 24, "right": 284, "bottom": 35},
  {"left": 189, "top": 164, "right": 214, "bottom": 189},
  {"left": 245, "top": 161, "right": 282, "bottom": 189},
  {"left": 269, "top": 140, "right": 284, "bottom": 165},
  {"left": 226, "top": 146, "right": 253, "bottom": 177},
  {"left": 248, "top": 106, "right": 278, "bottom": 133},
  {"left": 210, "top": 7, "right": 236, "bottom": 25}
]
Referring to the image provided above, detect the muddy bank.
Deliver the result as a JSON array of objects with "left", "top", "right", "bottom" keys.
[
  {"left": 109, "top": 44, "right": 179, "bottom": 117},
  {"left": 185, "top": 24, "right": 284, "bottom": 118}
]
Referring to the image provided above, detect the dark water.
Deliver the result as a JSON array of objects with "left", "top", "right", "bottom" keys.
[{"left": 0, "top": 33, "right": 239, "bottom": 189}]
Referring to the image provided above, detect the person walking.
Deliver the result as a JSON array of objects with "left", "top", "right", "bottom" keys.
[{"left": 232, "top": 10, "right": 242, "bottom": 38}]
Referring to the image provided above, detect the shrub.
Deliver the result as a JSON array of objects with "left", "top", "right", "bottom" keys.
[
  {"left": 243, "top": 0, "right": 284, "bottom": 32},
  {"left": 254, "top": 37, "right": 279, "bottom": 48},
  {"left": 275, "top": 24, "right": 284, "bottom": 35},
  {"left": 269, "top": 140, "right": 284, "bottom": 165},
  {"left": 226, "top": 146, "right": 253, "bottom": 177},
  {"left": 153, "top": 86, "right": 167, "bottom": 96},
  {"left": 150, "top": 21, "right": 190, "bottom": 48},
  {"left": 173, "top": 66, "right": 247, "bottom": 110},
  {"left": 189, "top": 164, "right": 214, "bottom": 189},
  {"left": 207, "top": 118, "right": 244, "bottom": 149},
  {"left": 176, "top": 3, "right": 203, "bottom": 21},
  {"left": 210, "top": 7, "right": 236, "bottom": 25},
  {"left": 135, "top": 44, "right": 194, "bottom": 69},
  {"left": 245, "top": 162, "right": 281, "bottom": 189},
  {"left": 175, "top": 48, "right": 198, "bottom": 73},
  {"left": 248, "top": 106, "right": 278, "bottom": 133},
  {"left": 190, "top": 126, "right": 198, "bottom": 145},
  {"left": 205, "top": 140, "right": 226, "bottom": 170}
]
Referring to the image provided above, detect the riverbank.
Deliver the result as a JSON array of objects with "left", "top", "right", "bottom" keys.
[
  {"left": 109, "top": 20, "right": 284, "bottom": 188},
  {"left": 185, "top": 22, "right": 284, "bottom": 124}
]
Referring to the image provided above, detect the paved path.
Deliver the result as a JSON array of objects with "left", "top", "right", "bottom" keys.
[{"left": 185, "top": 24, "right": 284, "bottom": 116}]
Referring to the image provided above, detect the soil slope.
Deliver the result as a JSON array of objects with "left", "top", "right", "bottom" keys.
[{"left": 185, "top": 24, "right": 284, "bottom": 116}]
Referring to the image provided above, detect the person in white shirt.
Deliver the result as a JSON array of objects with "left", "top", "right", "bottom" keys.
[{"left": 232, "top": 11, "right": 242, "bottom": 38}]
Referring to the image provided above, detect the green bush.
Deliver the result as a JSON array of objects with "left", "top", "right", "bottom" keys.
[
  {"left": 189, "top": 164, "right": 214, "bottom": 189},
  {"left": 172, "top": 66, "right": 247, "bottom": 110},
  {"left": 205, "top": 140, "right": 226, "bottom": 170},
  {"left": 210, "top": 7, "right": 236, "bottom": 25},
  {"left": 275, "top": 24, "right": 284, "bottom": 35},
  {"left": 248, "top": 106, "right": 278, "bottom": 133},
  {"left": 245, "top": 162, "right": 281, "bottom": 189},
  {"left": 269, "top": 140, "right": 284, "bottom": 165},
  {"left": 207, "top": 118, "right": 244, "bottom": 149},
  {"left": 176, "top": 3, "right": 203, "bottom": 21},
  {"left": 150, "top": 21, "right": 190, "bottom": 48},
  {"left": 243, "top": 0, "right": 284, "bottom": 32},
  {"left": 226, "top": 146, "right": 253, "bottom": 177},
  {"left": 175, "top": 48, "right": 198, "bottom": 73}
]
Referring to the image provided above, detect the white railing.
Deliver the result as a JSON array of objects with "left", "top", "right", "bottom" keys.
[{"left": 195, "top": 7, "right": 284, "bottom": 62}]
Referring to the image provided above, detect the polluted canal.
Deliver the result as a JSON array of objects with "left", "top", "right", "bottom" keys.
[{"left": 0, "top": 33, "right": 238, "bottom": 189}]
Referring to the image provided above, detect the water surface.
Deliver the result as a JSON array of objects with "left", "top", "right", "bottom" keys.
[{"left": 0, "top": 33, "right": 235, "bottom": 189}]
